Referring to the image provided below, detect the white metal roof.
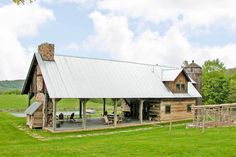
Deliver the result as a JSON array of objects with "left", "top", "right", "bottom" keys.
[
  {"left": 25, "top": 102, "right": 41, "bottom": 115},
  {"left": 162, "top": 69, "right": 196, "bottom": 84},
  {"left": 34, "top": 53, "right": 201, "bottom": 99}
]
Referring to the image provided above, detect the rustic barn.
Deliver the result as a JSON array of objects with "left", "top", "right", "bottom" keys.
[
  {"left": 25, "top": 102, "right": 43, "bottom": 128},
  {"left": 22, "top": 43, "right": 202, "bottom": 132}
]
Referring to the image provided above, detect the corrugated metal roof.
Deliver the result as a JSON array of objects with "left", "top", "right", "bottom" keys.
[
  {"left": 34, "top": 53, "right": 201, "bottom": 99},
  {"left": 25, "top": 102, "right": 41, "bottom": 115}
]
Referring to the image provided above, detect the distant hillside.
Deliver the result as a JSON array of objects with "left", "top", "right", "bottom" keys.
[{"left": 0, "top": 80, "right": 24, "bottom": 93}]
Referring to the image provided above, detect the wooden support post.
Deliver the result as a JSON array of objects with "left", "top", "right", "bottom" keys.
[
  {"left": 28, "top": 93, "right": 31, "bottom": 107},
  {"left": 82, "top": 99, "right": 87, "bottom": 129},
  {"left": 202, "top": 108, "right": 206, "bottom": 133},
  {"left": 79, "top": 99, "right": 82, "bottom": 119},
  {"left": 192, "top": 107, "right": 196, "bottom": 126},
  {"left": 43, "top": 93, "right": 48, "bottom": 127},
  {"left": 169, "top": 113, "right": 172, "bottom": 132},
  {"left": 196, "top": 109, "right": 200, "bottom": 127},
  {"left": 139, "top": 99, "right": 144, "bottom": 124},
  {"left": 103, "top": 98, "right": 106, "bottom": 116},
  {"left": 52, "top": 98, "right": 56, "bottom": 131},
  {"left": 113, "top": 99, "right": 118, "bottom": 127},
  {"left": 214, "top": 109, "right": 217, "bottom": 127}
]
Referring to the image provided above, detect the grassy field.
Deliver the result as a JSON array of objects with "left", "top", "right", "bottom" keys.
[
  {"left": 0, "top": 112, "right": 236, "bottom": 157},
  {"left": 0, "top": 94, "right": 116, "bottom": 117},
  {"left": 0, "top": 94, "right": 28, "bottom": 111}
]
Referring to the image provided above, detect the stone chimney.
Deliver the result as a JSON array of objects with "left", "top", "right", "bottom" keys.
[{"left": 38, "top": 43, "right": 54, "bottom": 61}]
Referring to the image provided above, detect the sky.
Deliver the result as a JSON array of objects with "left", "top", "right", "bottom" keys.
[{"left": 1, "top": 0, "right": 236, "bottom": 80}]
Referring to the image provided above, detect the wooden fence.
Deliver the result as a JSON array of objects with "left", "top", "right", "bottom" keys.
[{"left": 190, "top": 103, "right": 236, "bottom": 131}]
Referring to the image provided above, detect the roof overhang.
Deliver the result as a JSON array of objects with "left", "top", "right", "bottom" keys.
[{"left": 21, "top": 54, "right": 37, "bottom": 94}]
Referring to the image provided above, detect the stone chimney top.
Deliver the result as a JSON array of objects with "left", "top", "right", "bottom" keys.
[{"left": 38, "top": 43, "right": 54, "bottom": 61}]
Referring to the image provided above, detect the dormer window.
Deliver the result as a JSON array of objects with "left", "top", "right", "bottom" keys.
[
  {"left": 162, "top": 69, "right": 190, "bottom": 93},
  {"left": 176, "top": 83, "right": 181, "bottom": 91},
  {"left": 176, "top": 83, "right": 186, "bottom": 92}
]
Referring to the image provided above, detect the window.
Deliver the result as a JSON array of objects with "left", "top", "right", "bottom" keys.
[
  {"left": 176, "top": 83, "right": 181, "bottom": 91},
  {"left": 176, "top": 83, "right": 186, "bottom": 92},
  {"left": 187, "top": 104, "right": 192, "bottom": 112},
  {"left": 165, "top": 105, "right": 171, "bottom": 114}
]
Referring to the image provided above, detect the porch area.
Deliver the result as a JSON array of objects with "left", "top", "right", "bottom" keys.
[
  {"left": 45, "top": 117, "right": 156, "bottom": 132},
  {"left": 43, "top": 98, "right": 161, "bottom": 132}
]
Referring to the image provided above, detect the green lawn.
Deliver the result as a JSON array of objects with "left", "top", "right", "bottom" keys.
[{"left": 0, "top": 112, "right": 236, "bottom": 157}]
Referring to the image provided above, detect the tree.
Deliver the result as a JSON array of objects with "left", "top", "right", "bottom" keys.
[
  {"left": 202, "top": 59, "right": 225, "bottom": 74},
  {"left": 202, "top": 59, "right": 230, "bottom": 104},
  {"left": 227, "top": 72, "right": 236, "bottom": 102},
  {"left": 13, "top": 0, "right": 34, "bottom": 5}
]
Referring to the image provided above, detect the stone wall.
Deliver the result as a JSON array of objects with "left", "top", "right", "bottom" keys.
[
  {"left": 33, "top": 64, "right": 53, "bottom": 127},
  {"left": 160, "top": 98, "right": 196, "bottom": 121}
]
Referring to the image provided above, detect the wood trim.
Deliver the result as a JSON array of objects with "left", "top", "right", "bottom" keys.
[{"left": 52, "top": 98, "right": 56, "bottom": 131}]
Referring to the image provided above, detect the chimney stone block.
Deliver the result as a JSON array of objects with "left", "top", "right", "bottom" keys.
[{"left": 38, "top": 43, "right": 54, "bottom": 61}]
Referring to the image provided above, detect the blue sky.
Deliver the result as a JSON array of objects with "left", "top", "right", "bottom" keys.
[{"left": 1, "top": 0, "right": 236, "bottom": 80}]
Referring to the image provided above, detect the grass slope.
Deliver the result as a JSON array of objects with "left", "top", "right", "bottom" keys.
[{"left": 0, "top": 113, "right": 236, "bottom": 157}]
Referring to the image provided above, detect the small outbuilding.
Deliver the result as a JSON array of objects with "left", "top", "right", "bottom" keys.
[{"left": 25, "top": 102, "right": 43, "bottom": 129}]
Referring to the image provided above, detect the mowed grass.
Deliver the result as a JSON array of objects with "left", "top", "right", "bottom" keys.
[{"left": 0, "top": 113, "right": 236, "bottom": 157}]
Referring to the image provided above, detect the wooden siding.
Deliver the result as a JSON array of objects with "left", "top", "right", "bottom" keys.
[
  {"left": 26, "top": 105, "right": 43, "bottom": 128},
  {"left": 160, "top": 98, "right": 196, "bottom": 121},
  {"left": 164, "top": 72, "right": 188, "bottom": 93}
]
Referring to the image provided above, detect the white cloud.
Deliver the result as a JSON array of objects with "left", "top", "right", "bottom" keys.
[
  {"left": 42, "top": 0, "right": 97, "bottom": 9},
  {"left": 85, "top": 11, "right": 190, "bottom": 65},
  {"left": 98, "top": 0, "right": 236, "bottom": 30},
  {"left": 64, "top": 42, "right": 81, "bottom": 51},
  {"left": 0, "top": 3, "right": 54, "bottom": 80},
  {"left": 73, "top": 10, "right": 236, "bottom": 68}
]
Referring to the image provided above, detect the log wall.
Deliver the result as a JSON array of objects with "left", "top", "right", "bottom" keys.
[
  {"left": 32, "top": 105, "right": 43, "bottom": 128},
  {"left": 160, "top": 98, "right": 196, "bottom": 121}
]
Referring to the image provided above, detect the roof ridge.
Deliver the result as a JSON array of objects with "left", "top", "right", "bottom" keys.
[
  {"left": 54, "top": 53, "right": 178, "bottom": 68},
  {"left": 162, "top": 68, "right": 182, "bottom": 71}
]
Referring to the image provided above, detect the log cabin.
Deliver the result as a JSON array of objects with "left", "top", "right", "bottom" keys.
[{"left": 22, "top": 43, "right": 202, "bottom": 132}]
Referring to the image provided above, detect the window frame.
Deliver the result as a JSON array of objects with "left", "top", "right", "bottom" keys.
[
  {"left": 176, "top": 83, "right": 181, "bottom": 91},
  {"left": 181, "top": 84, "right": 186, "bottom": 91},
  {"left": 165, "top": 105, "right": 171, "bottom": 114},
  {"left": 176, "top": 83, "right": 187, "bottom": 92},
  {"left": 187, "top": 104, "right": 192, "bottom": 112}
]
